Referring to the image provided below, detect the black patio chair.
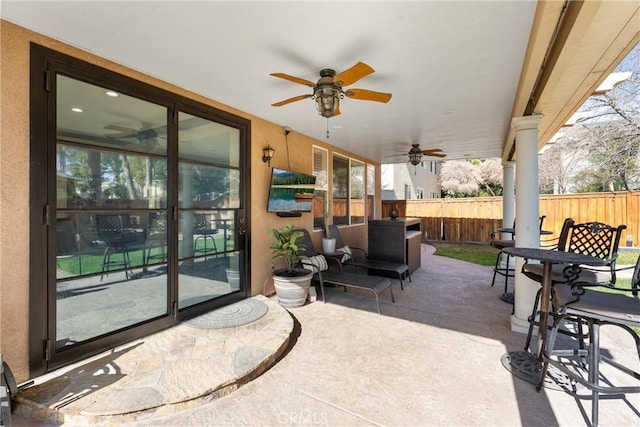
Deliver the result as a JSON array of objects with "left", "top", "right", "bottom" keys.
[
  {"left": 193, "top": 213, "right": 219, "bottom": 258},
  {"left": 328, "top": 224, "right": 411, "bottom": 290},
  {"left": 490, "top": 216, "right": 545, "bottom": 304},
  {"left": 95, "top": 214, "right": 141, "bottom": 280},
  {"left": 538, "top": 258, "right": 640, "bottom": 426},
  {"left": 522, "top": 218, "right": 627, "bottom": 352},
  {"left": 296, "top": 229, "right": 394, "bottom": 314}
]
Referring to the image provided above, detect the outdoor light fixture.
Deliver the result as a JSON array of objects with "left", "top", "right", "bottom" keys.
[
  {"left": 262, "top": 145, "right": 275, "bottom": 167},
  {"left": 314, "top": 86, "right": 341, "bottom": 118},
  {"left": 408, "top": 145, "right": 423, "bottom": 166}
]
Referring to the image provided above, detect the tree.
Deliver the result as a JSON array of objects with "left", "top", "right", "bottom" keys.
[
  {"left": 440, "top": 158, "right": 503, "bottom": 197},
  {"left": 539, "top": 42, "right": 640, "bottom": 193},
  {"left": 477, "top": 158, "right": 503, "bottom": 196}
]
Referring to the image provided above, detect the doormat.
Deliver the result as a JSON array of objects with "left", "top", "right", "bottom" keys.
[{"left": 184, "top": 298, "right": 269, "bottom": 329}]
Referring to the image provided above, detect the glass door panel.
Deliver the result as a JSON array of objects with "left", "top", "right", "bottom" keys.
[
  {"left": 55, "top": 76, "right": 169, "bottom": 350},
  {"left": 177, "top": 113, "right": 242, "bottom": 310}
]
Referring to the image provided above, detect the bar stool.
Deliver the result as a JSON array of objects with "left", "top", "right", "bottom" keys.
[
  {"left": 193, "top": 214, "right": 218, "bottom": 258},
  {"left": 490, "top": 238, "right": 516, "bottom": 302},
  {"left": 540, "top": 274, "right": 640, "bottom": 427},
  {"left": 490, "top": 216, "right": 546, "bottom": 305}
]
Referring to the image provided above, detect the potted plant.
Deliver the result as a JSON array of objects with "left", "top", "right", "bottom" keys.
[
  {"left": 269, "top": 225, "right": 313, "bottom": 308},
  {"left": 225, "top": 253, "right": 241, "bottom": 291},
  {"left": 321, "top": 198, "right": 336, "bottom": 253}
]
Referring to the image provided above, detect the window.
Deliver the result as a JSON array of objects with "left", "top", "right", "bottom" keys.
[
  {"left": 313, "top": 146, "right": 328, "bottom": 231},
  {"left": 404, "top": 184, "right": 411, "bottom": 199},
  {"left": 332, "top": 155, "right": 349, "bottom": 225},
  {"left": 367, "top": 164, "right": 375, "bottom": 220},
  {"left": 351, "top": 159, "right": 365, "bottom": 224},
  {"left": 416, "top": 188, "right": 424, "bottom": 199}
]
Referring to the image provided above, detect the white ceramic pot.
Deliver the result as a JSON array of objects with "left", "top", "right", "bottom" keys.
[
  {"left": 225, "top": 268, "right": 241, "bottom": 290},
  {"left": 272, "top": 268, "right": 313, "bottom": 308},
  {"left": 322, "top": 237, "right": 336, "bottom": 253}
]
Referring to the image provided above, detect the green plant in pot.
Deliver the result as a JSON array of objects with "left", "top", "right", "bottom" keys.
[{"left": 269, "top": 225, "right": 313, "bottom": 308}]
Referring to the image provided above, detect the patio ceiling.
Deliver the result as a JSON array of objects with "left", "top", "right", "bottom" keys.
[{"left": 2, "top": 1, "right": 638, "bottom": 164}]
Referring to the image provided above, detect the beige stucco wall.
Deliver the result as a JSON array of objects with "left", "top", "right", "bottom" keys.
[{"left": 0, "top": 20, "right": 380, "bottom": 382}]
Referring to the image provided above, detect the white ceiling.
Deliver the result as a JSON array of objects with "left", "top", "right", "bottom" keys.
[{"left": 1, "top": 1, "right": 633, "bottom": 164}]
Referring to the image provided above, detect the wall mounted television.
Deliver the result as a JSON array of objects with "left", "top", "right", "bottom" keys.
[{"left": 267, "top": 168, "right": 316, "bottom": 216}]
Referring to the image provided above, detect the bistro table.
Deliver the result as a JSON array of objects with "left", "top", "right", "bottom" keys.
[{"left": 500, "top": 246, "right": 606, "bottom": 389}]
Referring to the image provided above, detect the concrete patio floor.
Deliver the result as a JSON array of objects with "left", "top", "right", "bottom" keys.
[{"left": 12, "top": 244, "right": 640, "bottom": 426}]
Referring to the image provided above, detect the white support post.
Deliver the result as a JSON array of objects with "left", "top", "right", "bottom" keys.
[
  {"left": 510, "top": 115, "right": 543, "bottom": 333},
  {"left": 502, "top": 161, "right": 515, "bottom": 237}
]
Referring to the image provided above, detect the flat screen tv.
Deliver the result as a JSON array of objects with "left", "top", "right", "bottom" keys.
[{"left": 267, "top": 168, "right": 316, "bottom": 214}]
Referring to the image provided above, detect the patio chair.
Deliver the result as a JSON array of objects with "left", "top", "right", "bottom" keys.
[
  {"left": 95, "top": 214, "right": 141, "bottom": 280},
  {"left": 56, "top": 217, "right": 84, "bottom": 275},
  {"left": 144, "top": 212, "right": 168, "bottom": 265},
  {"left": 193, "top": 213, "right": 219, "bottom": 258},
  {"left": 537, "top": 259, "right": 640, "bottom": 426},
  {"left": 490, "top": 216, "right": 545, "bottom": 303},
  {"left": 296, "top": 229, "right": 394, "bottom": 314},
  {"left": 522, "top": 218, "right": 627, "bottom": 351},
  {"left": 327, "top": 224, "right": 411, "bottom": 290}
]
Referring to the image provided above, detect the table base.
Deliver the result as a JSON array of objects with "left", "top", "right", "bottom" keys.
[{"left": 501, "top": 351, "right": 582, "bottom": 392}]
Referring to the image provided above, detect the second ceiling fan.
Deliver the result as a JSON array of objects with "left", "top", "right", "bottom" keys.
[
  {"left": 270, "top": 61, "right": 392, "bottom": 118},
  {"left": 387, "top": 144, "right": 447, "bottom": 165}
]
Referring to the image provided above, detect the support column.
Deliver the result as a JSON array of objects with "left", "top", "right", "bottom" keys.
[
  {"left": 501, "top": 161, "right": 515, "bottom": 237},
  {"left": 510, "top": 115, "right": 543, "bottom": 333}
]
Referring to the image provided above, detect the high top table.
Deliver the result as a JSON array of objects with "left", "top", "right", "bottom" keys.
[{"left": 500, "top": 246, "right": 606, "bottom": 389}]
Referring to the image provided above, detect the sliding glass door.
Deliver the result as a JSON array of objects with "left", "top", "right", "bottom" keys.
[{"left": 30, "top": 45, "right": 250, "bottom": 373}]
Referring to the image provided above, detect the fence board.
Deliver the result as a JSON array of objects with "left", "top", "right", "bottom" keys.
[{"left": 382, "top": 191, "right": 639, "bottom": 245}]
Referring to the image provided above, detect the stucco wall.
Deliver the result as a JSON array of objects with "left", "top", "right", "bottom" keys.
[{"left": 0, "top": 20, "right": 380, "bottom": 382}]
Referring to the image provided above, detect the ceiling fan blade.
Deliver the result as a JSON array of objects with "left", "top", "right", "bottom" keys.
[
  {"left": 344, "top": 88, "right": 392, "bottom": 103},
  {"left": 271, "top": 94, "right": 313, "bottom": 107},
  {"left": 384, "top": 154, "right": 408, "bottom": 158},
  {"left": 270, "top": 73, "right": 316, "bottom": 87},
  {"left": 334, "top": 62, "right": 374, "bottom": 86},
  {"left": 423, "top": 151, "right": 447, "bottom": 158},
  {"left": 422, "top": 148, "right": 443, "bottom": 154},
  {"left": 106, "top": 132, "right": 135, "bottom": 139},
  {"left": 104, "top": 124, "right": 134, "bottom": 132}
]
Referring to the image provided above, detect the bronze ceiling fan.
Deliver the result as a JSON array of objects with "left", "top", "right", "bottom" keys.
[
  {"left": 387, "top": 144, "right": 447, "bottom": 165},
  {"left": 270, "top": 61, "right": 392, "bottom": 118}
]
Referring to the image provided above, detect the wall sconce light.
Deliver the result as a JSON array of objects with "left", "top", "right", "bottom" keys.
[{"left": 262, "top": 145, "right": 275, "bottom": 167}]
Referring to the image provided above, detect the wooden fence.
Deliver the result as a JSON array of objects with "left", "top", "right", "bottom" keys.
[{"left": 382, "top": 191, "right": 640, "bottom": 246}]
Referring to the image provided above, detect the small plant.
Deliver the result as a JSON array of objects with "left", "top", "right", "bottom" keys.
[{"left": 269, "top": 225, "right": 306, "bottom": 276}]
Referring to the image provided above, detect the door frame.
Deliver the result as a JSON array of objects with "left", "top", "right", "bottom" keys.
[{"left": 28, "top": 43, "right": 251, "bottom": 377}]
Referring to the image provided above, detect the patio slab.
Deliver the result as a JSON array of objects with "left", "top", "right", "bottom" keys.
[{"left": 11, "top": 244, "right": 640, "bottom": 426}]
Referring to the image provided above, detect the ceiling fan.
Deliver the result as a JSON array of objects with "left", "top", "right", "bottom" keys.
[
  {"left": 387, "top": 143, "right": 447, "bottom": 165},
  {"left": 270, "top": 61, "right": 392, "bottom": 118},
  {"left": 104, "top": 123, "right": 166, "bottom": 149},
  {"left": 105, "top": 124, "right": 162, "bottom": 140}
]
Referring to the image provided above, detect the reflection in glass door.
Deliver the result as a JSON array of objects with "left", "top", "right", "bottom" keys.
[
  {"left": 55, "top": 76, "right": 170, "bottom": 349},
  {"left": 53, "top": 77, "right": 246, "bottom": 357},
  {"left": 177, "top": 112, "right": 243, "bottom": 309}
]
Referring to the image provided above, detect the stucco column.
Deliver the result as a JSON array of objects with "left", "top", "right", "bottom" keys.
[
  {"left": 510, "top": 115, "right": 543, "bottom": 333},
  {"left": 501, "top": 161, "right": 515, "bottom": 237}
]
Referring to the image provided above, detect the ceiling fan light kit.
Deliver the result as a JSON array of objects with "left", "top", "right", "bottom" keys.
[
  {"left": 408, "top": 144, "right": 424, "bottom": 166},
  {"left": 314, "top": 84, "right": 342, "bottom": 118}
]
